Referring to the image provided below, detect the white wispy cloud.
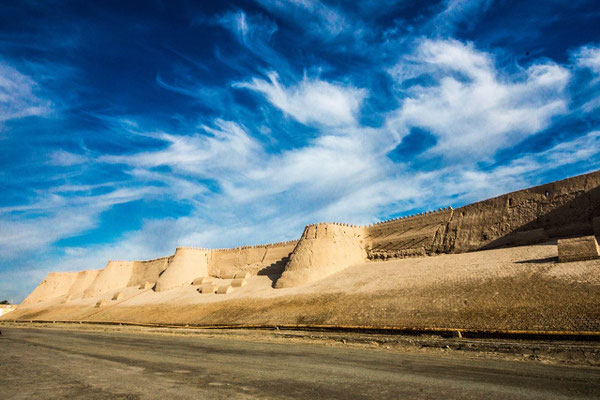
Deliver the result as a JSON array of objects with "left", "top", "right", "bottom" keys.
[
  {"left": 217, "top": 9, "right": 286, "bottom": 72},
  {"left": 256, "top": 0, "right": 350, "bottom": 38},
  {"left": 571, "top": 44, "right": 600, "bottom": 75},
  {"left": 100, "top": 119, "right": 261, "bottom": 178},
  {"left": 0, "top": 61, "right": 51, "bottom": 124},
  {"left": 219, "top": 9, "right": 278, "bottom": 44},
  {"left": 235, "top": 72, "right": 367, "bottom": 126},
  {"left": 388, "top": 39, "right": 570, "bottom": 160},
  {"left": 47, "top": 150, "right": 88, "bottom": 166},
  {"left": 436, "top": 130, "right": 600, "bottom": 204},
  {"left": 570, "top": 43, "right": 600, "bottom": 113},
  {"left": 3, "top": 37, "right": 585, "bottom": 269},
  {"left": 0, "top": 186, "right": 154, "bottom": 258},
  {"left": 429, "top": 0, "right": 493, "bottom": 33}
]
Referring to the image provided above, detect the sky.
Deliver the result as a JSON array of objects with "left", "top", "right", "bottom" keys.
[{"left": 1, "top": 0, "right": 599, "bottom": 303}]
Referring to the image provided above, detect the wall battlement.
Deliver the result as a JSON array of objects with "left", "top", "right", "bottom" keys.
[
  {"left": 301, "top": 223, "right": 364, "bottom": 240},
  {"left": 210, "top": 239, "right": 300, "bottom": 252},
  {"left": 177, "top": 239, "right": 299, "bottom": 253}
]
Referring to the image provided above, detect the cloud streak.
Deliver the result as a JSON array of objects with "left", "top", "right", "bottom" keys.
[
  {"left": 388, "top": 39, "right": 570, "bottom": 159},
  {"left": 0, "top": 61, "right": 51, "bottom": 124},
  {"left": 235, "top": 72, "right": 367, "bottom": 127}
]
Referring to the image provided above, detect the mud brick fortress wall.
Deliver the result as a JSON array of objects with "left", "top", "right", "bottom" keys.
[
  {"left": 17, "top": 170, "right": 600, "bottom": 305},
  {"left": 365, "top": 170, "right": 600, "bottom": 259},
  {"left": 442, "top": 170, "right": 600, "bottom": 253},
  {"left": 276, "top": 223, "right": 366, "bottom": 288},
  {"left": 365, "top": 208, "right": 454, "bottom": 259},
  {"left": 208, "top": 240, "right": 299, "bottom": 278}
]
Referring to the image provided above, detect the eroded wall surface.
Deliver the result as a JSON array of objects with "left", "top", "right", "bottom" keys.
[
  {"left": 127, "top": 257, "right": 171, "bottom": 288},
  {"left": 67, "top": 270, "right": 100, "bottom": 298},
  {"left": 21, "top": 272, "right": 78, "bottom": 306},
  {"left": 83, "top": 261, "right": 135, "bottom": 298},
  {"left": 365, "top": 169, "right": 600, "bottom": 258},
  {"left": 443, "top": 171, "right": 600, "bottom": 253},
  {"left": 365, "top": 208, "right": 453, "bottom": 259},
  {"left": 208, "top": 241, "right": 298, "bottom": 278}
]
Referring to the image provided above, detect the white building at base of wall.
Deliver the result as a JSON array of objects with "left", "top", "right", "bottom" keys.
[{"left": 0, "top": 305, "right": 17, "bottom": 317}]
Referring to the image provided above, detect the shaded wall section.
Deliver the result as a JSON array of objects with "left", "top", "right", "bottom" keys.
[
  {"left": 127, "top": 256, "right": 171, "bottom": 288},
  {"left": 208, "top": 241, "right": 298, "bottom": 278},
  {"left": 365, "top": 208, "right": 453, "bottom": 258},
  {"left": 444, "top": 170, "right": 600, "bottom": 253},
  {"left": 364, "top": 170, "right": 600, "bottom": 257}
]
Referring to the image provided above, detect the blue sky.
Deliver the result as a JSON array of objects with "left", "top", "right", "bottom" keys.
[{"left": 1, "top": 0, "right": 599, "bottom": 302}]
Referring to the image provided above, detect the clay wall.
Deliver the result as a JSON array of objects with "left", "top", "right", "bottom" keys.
[
  {"left": 442, "top": 170, "right": 600, "bottom": 253},
  {"left": 83, "top": 260, "right": 135, "bottom": 298},
  {"left": 127, "top": 256, "right": 171, "bottom": 288},
  {"left": 365, "top": 208, "right": 454, "bottom": 258},
  {"left": 67, "top": 269, "right": 100, "bottom": 298},
  {"left": 21, "top": 271, "right": 78, "bottom": 306},
  {"left": 276, "top": 223, "right": 366, "bottom": 288},
  {"left": 19, "top": 170, "right": 600, "bottom": 299},
  {"left": 155, "top": 247, "right": 209, "bottom": 292},
  {"left": 365, "top": 170, "right": 600, "bottom": 256},
  {"left": 208, "top": 240, "right": 298, "bottom": 278}
]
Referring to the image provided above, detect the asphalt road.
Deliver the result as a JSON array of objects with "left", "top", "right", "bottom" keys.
[{"left": 1, "top": 327, "right": 599, "bottom": 399}]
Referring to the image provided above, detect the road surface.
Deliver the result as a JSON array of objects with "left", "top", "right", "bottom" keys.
[{"left": 1, "top": 327, "right": 599, "bottom": 399}]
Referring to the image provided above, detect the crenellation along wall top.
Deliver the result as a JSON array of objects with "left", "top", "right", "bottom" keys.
[
  {"left": 366, "top": 206, "right": 454, "bottom": 227},
  {"left": 175, "top": 208, "right": 454, "bottom": 253},
  {"left": 175, "top": 239, "right": 299, "bottom": 254},
  {"left": 302, "top": 207, "right": 453, "bottom": 230}
]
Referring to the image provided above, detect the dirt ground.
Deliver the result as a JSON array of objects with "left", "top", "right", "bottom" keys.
[
  {"left": 3, "top": 325, "right": 599, "bottom": 399},
  {"left": 2, "top": 321, "right": 600, "bottom": 367}
]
